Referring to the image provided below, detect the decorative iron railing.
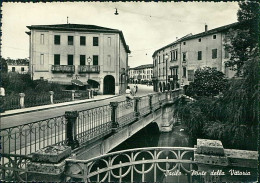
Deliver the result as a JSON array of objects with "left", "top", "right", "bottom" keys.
[
  {"left": 76, "top": 105, "right": 112, "bottom": 144},
  {"left": 0, "top": 115, "right": 67, "bottom": 156},
  {"left": 24, "top": 94, "right": 50, "bottom": 108},
  {"left": 65, "top": 147, "right": 196, "bottom": 182},
  {"left": 0, "top": 153, "right": 31, "bottom": 182},
  {"left": 117, "top": 99, "right": 136, "bottom": 127},
  {"left": 151, "top": 93, "right": 160, "bottom": 111},
  {"left": 3, "top": 95, "right": 20, "bottom": 110},
  {"left": 51, "top": 65, "right": 75, "bottom": 73},
  {"left": 139, "top": 95, "right": 150, "bottom": 117},
  {"left": 78, "top": 65, "right": 100, "bottom": 73},
  {"left": 53, "top": 91, "right": 72, "bottom": 103}
]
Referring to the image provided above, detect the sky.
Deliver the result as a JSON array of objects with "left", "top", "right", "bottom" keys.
[{"left": 2, "top": 2, "right": 239, "bottom": 68}]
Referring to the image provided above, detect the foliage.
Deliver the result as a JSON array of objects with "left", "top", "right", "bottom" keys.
[
  {"left": 185, "top": 67, "right": 228, "bottom": 97},
  {"left": 224, "top": 1, "right": 259, "bottom": 76}
]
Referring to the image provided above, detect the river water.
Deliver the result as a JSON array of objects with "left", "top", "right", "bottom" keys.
[{"left": 110, "top": 123, "right": 257, "bottom": 183}]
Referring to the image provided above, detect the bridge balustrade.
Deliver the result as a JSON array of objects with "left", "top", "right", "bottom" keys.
[
  {"left": 138, "top": 95, "right": 150, "bottom": 117},
  {"left": 65, "top": 147, "right": 196, "bottom": 182},
  {"left": 116, "top": 99, "right": 136, "bottom": 127},
  {"left": 76, "top": 105, "right": 112, "bottom": 144},
  {"left": 0, "top": 90, "right": 185, "bottom": 182}
]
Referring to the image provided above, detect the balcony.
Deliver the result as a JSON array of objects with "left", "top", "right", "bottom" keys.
[
  {"left": 168, "top": 75, "right": 178, "bottom": 81},
  {"left": 78, "top": 65, "right": 100, "bottom": 73},
  {"left": 51, "top": 65, "right": 75, "bottom": 73}
]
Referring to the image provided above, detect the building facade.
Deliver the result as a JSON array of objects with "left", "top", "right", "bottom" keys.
[
  {"left": 128, "top": 64, "right": 153, "bottom": 84},
  {"left": 26, "top": 24, "right": 130, "bottom": 95},
  {"left": 152, "top": 23, "right": 237, "bottom": 92},
  {"left": 5, "top": 58, "right": 29, "bottom": 74}
]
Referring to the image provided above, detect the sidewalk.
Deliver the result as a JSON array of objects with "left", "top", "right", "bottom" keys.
[{"left": 0, "top": 95, "right": 117, "bottom": 117}]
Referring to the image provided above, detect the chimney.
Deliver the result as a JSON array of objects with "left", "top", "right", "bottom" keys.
[{"left": 205, "top": 24, "right": 208, "bottom": 32}]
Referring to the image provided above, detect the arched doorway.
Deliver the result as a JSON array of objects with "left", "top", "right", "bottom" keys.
[
  {"left": 103, "top": 75, "right": 115, "bottom": 95},
  {"left": 163, "top": 82, "right": 166, "bottom": 92}
]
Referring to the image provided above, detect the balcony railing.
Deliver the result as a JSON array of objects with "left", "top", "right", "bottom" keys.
[
  {"left": 78, "top": 65, "right": 100, "bottom": 73},
  {"left": 168, "top": 75, "right": 178, "bottom": 81},
  {"left": 51, "top": 65, "right": 75, "bottom": 73}
]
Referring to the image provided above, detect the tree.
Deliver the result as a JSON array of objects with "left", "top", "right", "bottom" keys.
[
  {"left": 224, "top": 1, "right": 259, "bottom": 76},
  {"left": 186, "top": 67, "right": 228, "bottom": 97}
]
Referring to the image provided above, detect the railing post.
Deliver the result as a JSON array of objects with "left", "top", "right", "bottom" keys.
[
  {"left": 134, "top": 97, "right": 140, "bottom": 120},
  {"left": 110, "top": 102, "right": 119, "bottom": 131},
  {"left": 148, "top": 94, "right": 153, "bottom": 113},
  {"left": 19, "top": 93, "right": 25, "bottom": 108},
  {"left": 65, "top": 111, "right": 79, "bottom": 149},
  {"left": 71, "top": 90, "right": 75, "bottom": 101},
  {"left": 49, "top": 91, "right": 54, "bottom": 104}
]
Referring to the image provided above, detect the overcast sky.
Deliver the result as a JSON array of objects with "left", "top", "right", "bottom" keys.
[{"left": 2, "top": 2, "right": 239, "bottom": 67}]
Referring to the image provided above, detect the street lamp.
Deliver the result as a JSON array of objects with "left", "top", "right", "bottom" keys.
[{"left": 87, "top": 57, "right": 92, "bottom": 87}]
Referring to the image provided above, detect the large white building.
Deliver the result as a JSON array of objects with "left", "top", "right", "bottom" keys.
[
  {"left": 152, "top": 23, "right": 237, "bottom": 92},
  {"left": 26, "top": 24, "right": 130, "bottom": 94},
  {"left": 128, "top": 64, "right": 153, "bottom": 84}
]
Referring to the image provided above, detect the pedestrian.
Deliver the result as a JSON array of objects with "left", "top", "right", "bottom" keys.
[
  {"left": 0, "top": 85, "right": 5, "bottom": 113},
  {"left": 133, "top": 85, "right": 137, "bottom": 96},
  {"left": 135, "top": 85, "right": 138, "bottom": 94}
]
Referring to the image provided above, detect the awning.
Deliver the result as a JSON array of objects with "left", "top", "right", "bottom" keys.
[
  {"left": 87, "top": 79, "right": 100, "bottom": 85},
  {"left": 71, "top": 79, "right": 84, "bottom": 86}
]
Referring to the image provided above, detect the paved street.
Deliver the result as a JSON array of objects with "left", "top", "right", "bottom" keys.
[{"left": 1, "top": 84, "right": 154, "bottom": 129}]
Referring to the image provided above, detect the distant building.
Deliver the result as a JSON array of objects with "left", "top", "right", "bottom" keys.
[
  {"left": 5, "top": 58, "right": 29, "bottom": 74},
  {"left": 128, "top": 64, "right": 153, "bottom": 84},
  {"left": 152, "top": 22, "right": 238, "bottom": 92},
  {"left": 26, "top": 24, "right": 130, "bottom": 94}
]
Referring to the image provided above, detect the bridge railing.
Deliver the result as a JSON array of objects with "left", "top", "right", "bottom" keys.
[
  {"left": 0, "top": 115, "right": 67, "bottom": 156},
  {"left": 116, "top": 100, "right": 136, "bottom": 128},
  {"left": 65, "top": 147, "right": 196, "bottom": 182},
  {"left": 76, "top": 105, "right": 113, "bottom": 145},
  {"left": 138, "top": 95, "right": 150, "bottom": 117}
]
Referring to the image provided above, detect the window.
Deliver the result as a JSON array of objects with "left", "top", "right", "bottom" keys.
[
  {"left": 158, "top": 56, "right": 160, "bottom": 64},
  {"left": 171, "top": 49, "right": 178, "bottom": 61},
  {"left": 224, "top": 49, "right": 229, "bottom": 58},
  {"left": 108, "top": 37, "right": 111, "bottom": 46},
  {"left": 159, "top": 68, "right": 161, "bottom": 76},
  {"left": 213, "top": 35, "right": 217, "bottom": 39},
  {"left": 21, "top": 67, "right": 24, "bottom": 72},
  {"left": 54, "top": 54, "right": 60, "bottom": 65},
  {"left": 93, "top": 55, "right": 98, "bottom": 65},
  {"left": 183, "top": 52, "right": 187, "bottom": 62},
  {"left": 12, "top": 67, "right": 15, "bottom": 72},
  {"left": 80, "top": 36, "right": 86, "bottom": 46},
  {"left": 93, "top": 37, "right": 99, "bottom": 46},
  {"left": 80, "top": 55, "right": 86, "bottom": 65},
  {"left": 188, "top": 70, "right": 194, "bottom": 81},
  {"left": 154, "top": 59, "right": 157, "bottom": 66},
  {"left": 198, "top": 51, "right": 202, "bottom": 60},
  {"left": 198, "top": 38, "right": 201, "bottom": 42},
  {"left": 40, "top": 34, "right": 44, "bottom": 44},
  {"left": 40, "top": 54, "right": 44, "bottom": 65},
  {"left": 54, "top": 35, "right": 60, "bottom": 45},
  {"left": 68, "top": 55, "right": 74, "bottom": 65},
  {"left": 183, "top": 67, "right": 186, "bottom": 78},
  {"left": 183, "top": 42, "right": 186, "bottom": 45},
  {"left": 68, "top": 36, "right": 74, "bottom": 45},
  {"left": 212, "top": 49, "right": 218, "bottom": 59},
  {"left": 163, "top": 68, "right": 165, "bottom": 76}
]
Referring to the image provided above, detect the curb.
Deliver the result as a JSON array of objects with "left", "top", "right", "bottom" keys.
[{"left": 1, "top": 95, "right": 119, "bottom": 117}]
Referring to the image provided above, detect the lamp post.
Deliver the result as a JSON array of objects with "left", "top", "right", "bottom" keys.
[{"left": 87, "top": 57, "right": 92, "bottom": 88}]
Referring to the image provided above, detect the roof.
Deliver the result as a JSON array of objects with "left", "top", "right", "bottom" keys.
[
  {"left": 152, "top": 22, "right": 240, "bottom": 57},
  {"left": 152, "top": 34, "right": 192, "bottom": 57},
  {"left": 130, "top": 64, "right": 153, "bottom": 70},
  {"left": 27, "top": 24, "right": 130, "bottom": 53},
  {"left": 6, "top": 59, "right": 29, "bottom": 66}
]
